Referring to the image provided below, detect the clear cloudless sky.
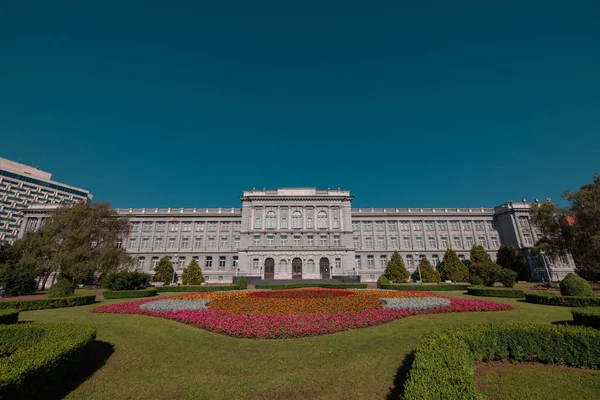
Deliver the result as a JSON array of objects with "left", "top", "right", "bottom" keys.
[{"left": 1, "top": 1, "right": 599, "bottom": 209}]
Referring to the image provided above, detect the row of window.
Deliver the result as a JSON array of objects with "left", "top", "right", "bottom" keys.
[
  {"left": 355, "top": 235, "right": 500, "bottom": 249},
  {"left": 351, "top": 220, "right": 497, "bottom": 232},
  {"left": 130, "top": 221, "right": 241, "bottom": 233},
  {"left": 0, "top": 170, "right": 89, "bottom": 197},
  {"left": 355, "top": 253, "right": 471, "bottom": 269},
  {"left": 123, "top": 236, "right": 242, "bottom": 250},
  {"left": 252, "top": 234, "right": 341, "bottom": 247},
  {"left": 140, "top": 255, "right": 239, "bottom": 270},
  {"left": 250, "top": 257, "right": 343, "bottom": 271},
  {"left": 254, "top": 211, "right": 337, "bottom": 229}
]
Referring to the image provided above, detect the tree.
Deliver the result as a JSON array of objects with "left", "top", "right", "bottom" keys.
[
  {"left": 440, "top": 248, "right": 469, "bottom": 282},
  {"left": 0, "top": 242, "right": 37, "bottom": 296},
  {"left": 153, "top": 256, "right": 174, "bottom": 284},
  {"left": 470, "top": 245, "right": 490, "bottom": 265},
  {"left": 181, "top": 259, "right": 205, "bottom": 285},
  {"left": 417, "top": 256, "right": 441, "bottom": 283},
  {"left": 496, "top": 245, "right": 530, "bottom": 281},
  {"left": 384, "top": 251, "right": 409, "bottom": 283}
]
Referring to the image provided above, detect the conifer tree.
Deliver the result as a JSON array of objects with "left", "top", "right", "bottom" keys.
[
  {"left": 153, "top": 256, "right": 174, "bottom": 284},
  {"left": 440, "top": 248, "right": 469, "bottom": 282},
  {"left": 182, "top": 258, "right": 205, "bottom": 285},
  {"left": 418, "top": 256, "right": 441, "bottom": 283},
  {"left": 469, "top": 245, "right": 490, "bottom": 265},
  {"left": 384, "top": 250, "right": 409, "bottom": 283}
]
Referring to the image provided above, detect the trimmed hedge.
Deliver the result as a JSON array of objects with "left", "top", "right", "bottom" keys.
[
  {"left": 572, "top": 307, "right": 600, "bottom": 329},
  {"left": 466, "top": 286, "right": 525, "bottom": 298},
  {"left": 381, "top": 284, "right": 470, "bottom": 291},
  {"left": 254, "top": 283, "right": 368, "bottom": 290},
  {"left": 524, "top": 292, "right": 600, "bottom": 307},
  {"left": 403, "top": 323, "right": 600, "bottom": 400},
  {"left": 0, "top": 309, "right": 20, "bottom": 325},
  {"left": 155, "top": 285, "right": 239, "bottom": 293},
  {"left": 0, "top": 295, "right": 96, "bottom": 311},
  {"left": 102, "top": 289, "right": 157, "bottom": 299},
  {"left": 0, "top": 322, "right": 97, "bottom": 398}
]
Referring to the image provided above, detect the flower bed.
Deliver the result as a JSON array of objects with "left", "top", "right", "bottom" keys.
[{"left": 91, "top": 289, "right": 512, "bottom": 339}]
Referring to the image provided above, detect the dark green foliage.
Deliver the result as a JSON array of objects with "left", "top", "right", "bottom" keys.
[
  {"left": 377, "top": 275, "right": 390, "bottom": 288},
  {"left": 0, "top": 322, "right": 96, "bottom": 398},
  {"left": 560, "top": 273, "right": 594, "bottom": 297},
  {"left": 571, "top": 307, "right": 600, "bottom": 329},
  {"left": 496, "top": 245, "right": 530, "bottom": 281},
  {"left": 0, "top": 309, "right": 20, "bottom": 325},
  {"left": 155, "top": 285, "right": 239, "bottom": 293},
  {"left": 466, "top": 287, "right": 525, "bottom": 298},
  {"left": 468, "top": 262, "right": 503, "bottom": 287},
  {"left": 403, "top": 323, "right": 600, "bottom": 400},
  {"left": 236, "top": 276, "right": 248, "bottom": 289},
  {"left": 102, "top": 289, "right": 157, "bottom": 299},
  {"left": 0, "top": 264, "right": 37, "bottom": 296},
  {"left": 254, "top": 283, "right": 368, "bottom": 289},
  {"left": 102, "top": 271, "right": 150, "bottom": 290},
  {"left": 0, "top": 295, "right": 95, "bottom": 311},
  {"left": 440, "top": 248, "right": 469, "bottom": 282},
  {"left": 153, "top": 256, "right": 174, "bottom": 284},
  {"left": 182, "top": 259, "right": 205, "bottom": 285},
  {"left": 469, "top": 245, "right": 490, "bottom": 265},
  {"left": 417, "top": 256, "right": 441, "bottom": 283},
  {"left": 525, "top": 292, "right": 600, "bottom": 307},
  {"left": 47, "top": 278, "right": 75, "bottom": 298},
  {"left": 500, "top": 268, "right": 518, "bottom": 287},
  {"left": 383, "top": 251, "right": 409, "bottom": 283},
  {"left": 380, "top": 284, "right": 469, "bottom": 291}
]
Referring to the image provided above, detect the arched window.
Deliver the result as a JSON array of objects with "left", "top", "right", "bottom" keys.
[
  {"left": 255, "top": 218, "right": 262, "bottom": 229},
  {"left": 306, "top": 218, "right": 314, "bottom": 229},
  {"left": 279, "top": 259, "right": 288, "bottom": 272},
  {"left": 332, "top": 218, "right": 340, "bottom": 229},
  {"left": 281, "top": 218, "right": 288, "bottom": 229},
  {"left": 317, "top": 211, "right": 328, "bottom": 228},
  {"left": 266, "top": 211, "right": 276, "bottom": 229},
  {"left": 292, "top": 211, "right": 302, "bottom": 228},
  {"left": 307, "top": 259, "right": 315, "bottom": 273}
]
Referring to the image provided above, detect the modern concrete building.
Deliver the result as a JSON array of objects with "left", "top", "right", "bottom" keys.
[
  {"left": 0, "top": 157, "right": 92, "bottom": 244},
  {"left": 18, "top": 188, "right": 575, "bottom": 283}
]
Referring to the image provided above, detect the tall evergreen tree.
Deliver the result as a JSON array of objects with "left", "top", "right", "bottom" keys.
[
  {"left": 182, "top": 259, "right": 205, "bottom": 285},
  {"left": 469, "top": 245, "right": 490, "bottom": 265},
  {"left": 384, "top": 251, "right": 409, "bottom": 283},
  {"left": 440, "top": 248, "right": 469, "bottom": 282},
  {"left": 418, "top": 256, "right": 441, "bottom": 283},
  {"left": 496, "top": 245, "right": 530, "bottom": 281},
  {"left": 153, "top": 256, "right": 174, "bottom": 284}
]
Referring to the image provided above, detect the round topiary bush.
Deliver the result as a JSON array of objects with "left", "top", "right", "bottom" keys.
[
  {"left": 47, "top": 279, "right": 74, "bottom": 299},
  {"left": 377, "top": 275, "right": 390, "bottom": 288},
  {"left": 237, "top": 276, "right": 248, "bottom": 289},
  {"left": 560, "top": 273, "right": 593, "bottom": 297}
]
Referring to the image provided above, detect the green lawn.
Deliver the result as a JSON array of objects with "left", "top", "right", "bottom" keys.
[{"left": 19, "top": 291, "right": 592, "bottom": 400}]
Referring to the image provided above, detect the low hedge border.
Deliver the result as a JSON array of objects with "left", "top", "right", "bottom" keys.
[
  {"left": 381, "top": 284, "right": 470, "bottom": 291},
  {"left": 403, "top": 323, "right": 600, "bottom": 400},
  {"left": 524, "top": 292, "right": 600, "bottom": 307},
  {"left": 0, "top": 295, "right": 96, "bottom": 311},
  {"left": 155, "top": 285, "right": 239, "bottom": 293},
  {"left": 0, "top": 309, "right": 20, "bottom": 325},
  {"left": 466, "top": 286, "right": 525, "bottom": 298},
  {"left": 254, "top": 283, "right": 368, "bottom": 290},
  {"left": 0, "top": 322, "right": 97, "bottom": 398},
  {"left": 102, "top": 289, "right": 157, "bottom": 299},
  {"left": 572, "top": 307, "right": 600, "bottom": 329}
]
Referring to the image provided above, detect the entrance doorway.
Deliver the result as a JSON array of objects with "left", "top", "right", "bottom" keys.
[
  {"left": 264, "top": 258, "right": 275, "bottom": 280},
  {"left": 292, "top": 258, "right": 302, "bottom": 279},
  {"left": 320, "top": 257, "right": 330, "bottom": 279}
]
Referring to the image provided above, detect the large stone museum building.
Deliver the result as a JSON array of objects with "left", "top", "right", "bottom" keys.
[{"left": 19, "top": 188, "right": 576, "bottom": 283}]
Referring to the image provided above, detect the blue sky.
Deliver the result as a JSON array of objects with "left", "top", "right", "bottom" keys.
[{"left": 1, "top": 1, "right": 599, "bottom": 209}]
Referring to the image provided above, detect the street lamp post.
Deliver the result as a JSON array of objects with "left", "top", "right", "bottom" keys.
[
  {"left": 172, "top": 254, "right": 178, "bottom": 285},
  {"left": 415, "top": 253, "right": 423, "bottom": 284},
  {"left": 540, "top": 251, "right": 552, "bottom": 282}
]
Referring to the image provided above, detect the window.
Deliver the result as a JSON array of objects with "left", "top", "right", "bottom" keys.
[
  {"left": 376, "top": 222, "right": 385, "bottom": 231},
  {"left": 168, "top": 237, "right": 176, "bottom": 249},
  {"left": 178, "top": 257, "right": 185, "bottom": 269},
  {"left": 474, "top": 221, "right": 484, "bottom": 231},
  {"left": 131, "top": 222, "right": 140, "bottom": 232},
  {"left": 412, "top": 221, "right": 421, "bottom": 231},
  {"left": 194, "top": 237, "right": 202, "bottom": 248},
  {"left": 205, "top": 256, "right": 213, "bottom": 269},
  {"left": 208, "top": 222, "right": 217, "bottom": 231},
  {"left": 233, "top": 256, "right": 239, "bottom": 268},
  {"left": 453, "top": 236, "right": 462, "bottom": 248},
  {"left": 317, "top": 211, "right": 328, "bottom": 228},
  {"left": 363, "top": 222, "right": 372, "bottom": 231},
  {"left": 335, "top": 258, "right": 341, "bottom": 269},
  {"left": 307, "top": 259, "right": 315, "bottom": 273},
  {"left": 353, "top": 237, "right": 359, "bottom": 248},
  {"left": 294, "top": 235, "right": 301, "bottom": 246},
  {"left": 255, "top": 218, "right": 262, "bottom": 229},
  {"left": 220, "top": 237, "right": 228, "bottom": 248},
  {"left": 138, "top": 257, "right": 145, "bottom": 269},
  {"left": 523, "top": 233, "right": 533, "bottom": 245},
  {"left": 519, "top": 216, "right": 528, "bottom": 227},
  {"left": 486, "top": 221, "right": 495, "bottom": 230},
  {"left": 169, "top": 222, "right": 179, "bottom": 232},
  {"left": 266, "top": 211, "right": 276, "bottom": 228},
  {"left": 403, "top": 237, "right": 411, "bottom": 248},
  {"left": 152, "top": 257, "right": 159, "bottom": 269},
  {"left": 267, "top": 235, "right": 274, "bottom": 246},
  {"left": 380, "top": 255, "right": 387, "bottom": 267},
  {"left": 195, "top": 222, "right": 205, "bottom": 232},
  {"left": 388, "top": 222, "right": 397, "bottom": 231},
  {"left": 292, "top": 211, "right": 302, "bottom": 228},
  {"left": 478, "top": 236, "right": 487, "bottom": 246},
  {"left": 233, "top": 221, "right": 241, "bottom": 231},
  {"left": 219, "top": 256, "right": 226, "bottom": 269},
  {"left": 253, "top": 235, "right": 261, "bottom": 246},
  {"left": 182, "top": 222, "right": 192, "bottom": 232},
  {"left": 438, "top": 221, "right": 447, "bottom": 230},
  {"left": 406, "top": 255, "right": 414, "bottom": 267},
  {"left": 352, "top": 221, "right": 360, "bottom": 231},
  {"left": 334, "top": 235, "right": 341, "bottom": 246},
  {"left": 400, "top": 222, "right": 409, "bottom": 231},
  {"left": 280, "top": 218, "right": 288, "bottom": 229},
  {"left": 142, "top": 238, "right": 149, "bottom": 248},
  {"left": 207, "top": 237, "right": 215, "bottom": 248},
  {"left": 280, "top": 235, "right": 287, "bottom": 246},
  {"left": 428, "top": 236, "right": 436, "bottom": 247},
  {"left": 450, "top": 221, "right": 459, "bottom": 231},
  {"left": 234, "top": 237, "right": 240, "bottom": 248},
  {"left": 307, "top": 235, "right": 314, "bottom": 246},
  {"left": 425, "top": 221, "right": 435, "bottom": 231},
  {"left": 253, "top": 258, "right": 259, "bottom": 269},
  {"left": 154, "top": 237, "right": 162, "bottom": 248},
  {"left": 391, "top": 236, "right": 398, "bottom": 248},
  {"left": 332, "top": 218, "right": 340, "bottom": 229},
  {"left": 306, "top": 218, "right": 314, "bottom": 229},
  {"left": 181, "top": 237, "right": 189, "bottom": 249},
  {"left": 143, "top": 222, "right": 153, "bottom": 232},
  {"left": 320, "top": 235, "right": 327, "bottom": 246},
  {"left": 416, "top": 236, "right": 424, "bottom": 248},
  {"left": 367, "top": 255, "right": 374, "bottom": 267},
  {"left": 491, "top": 237, "right": 499, "bottom": 248},
  {"left": 355, "top": 256, "right": 362, "bottom": 269},
  {"left": 432, "top": 255, "right": 439, "bottom": 266},
  {"left": 378, "top": 236, "right": 385, "bottom": 248},
  {"left": 462, "top": 221, "right": 472, "bottom": 231},
  {"left": 221, "top": 222, "right": 230, "bottom": 231},
  {"left": 441, "top": 236, "right": 449, "bottom": 248},
  {"left": 365, "top": 237, "right": 373, "bottom": 248}
]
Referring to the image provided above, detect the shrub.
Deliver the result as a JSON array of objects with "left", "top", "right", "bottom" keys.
[
  {"left": 469, "top": 245, "right": 490, "bottom": 264},
  {"left": 571, "top": 307, "right": 600, "bottom": 329},
  {"left": 0, "top": 309, "right": 20, "bottom": 325},
  {"left": 0, "top": 295, "right": 95, "bottom": 311},
  {"left": 403, "top": 323, "right": 600, "bottom": 400},
  {"left": 384, "top": 251, "right": 409, "bottom": 283},
  {"left": 500, "top": 268, "right": 518, "bottom": 288},
  {"left": 560, "top": 273, "right": 593, "bottom": 297},
  {"left": 236, "top": 276, "right": 248, "bottom": 289},
  {"left": 469, "top": 262, "right": 503, "bottom": 287},
  {"left": 440, "top": 248, "right": 469, "bottom": 282},
  {"left": 0, "top": 266, "right": 37, "bottom": 296},
  {"left": 380, "top": 284, "right": 469, "bottom": 291},
  {"left": 524, "top": 292, "right": 600, "bottom": 307},
  {"left": 377, "top": 275, "right": 390, "bottom": 288},
  {"left": 102, "top": 289, "right": 157, "bottom": 299},
  {"left": 254, "top": 283, "right": 368, "bottom": 290},
  {"left": 155, "top": 285, "right": 238, "bottom": 293},
  {"left": 181, "top": 259, "right": 205, "bottom": 285},
  {"left": 466, "top": 286, "right": 525, "bottom": 298},
  {"left": 417, "top": 257, "right": 441, "bottom": 283},
  {"left": 0, "top": 322, "right": 96, "bottom": 398},
  {"left": 102, "top": 271, "right": 150, "bottom": 291},
  {"left": 153, "top": 256, "right": 174, "bottom": 284},
  {"left": 47, "top": 278, "right": 74, "bottom": 298}
]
